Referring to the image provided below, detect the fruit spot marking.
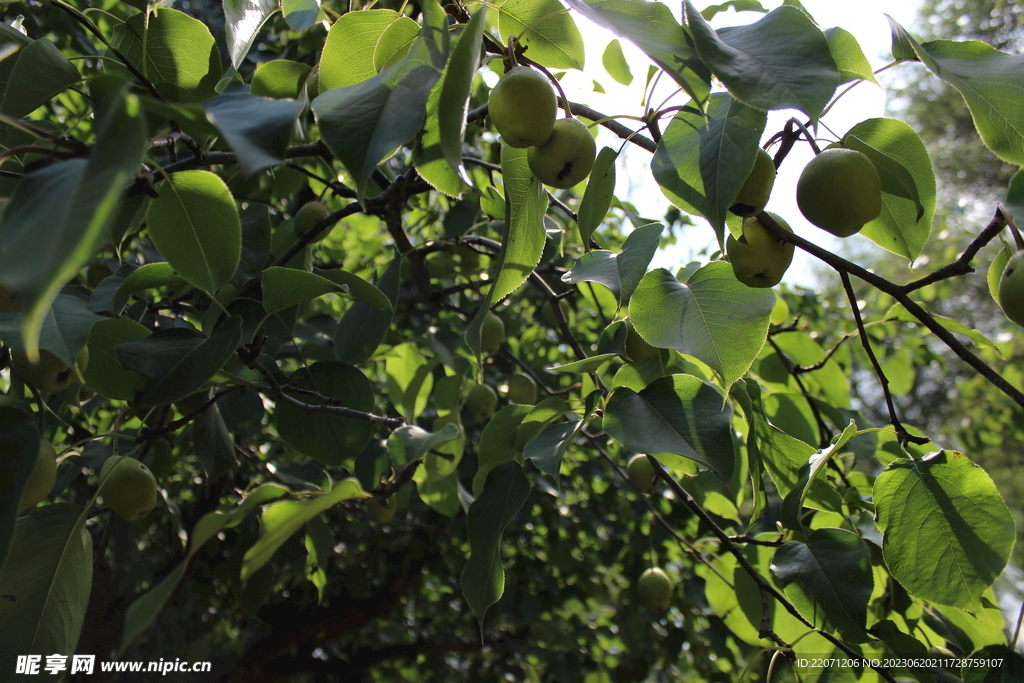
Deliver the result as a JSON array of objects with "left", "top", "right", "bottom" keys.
[{"left": 557, "top": 163, "right": 574, "bottom": 181}]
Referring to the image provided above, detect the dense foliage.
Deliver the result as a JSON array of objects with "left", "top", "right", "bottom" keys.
[{"left": 0, "top": 0, "right": 1022, "bottom": 681}]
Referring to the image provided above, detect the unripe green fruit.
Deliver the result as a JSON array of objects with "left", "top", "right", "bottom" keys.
[
  {"left": 624, "top": 320, "right": 658, "bottom": 364},
  {"left": 726, "top": 212, "right": 795, "bottom": 288},
  {"left": 368, "top": 496, "right": 397, "bottom": 523},
  {"left": 293, "top": 201, "right": 332, "bottom": 242},
  {"left": 99, "top": 456, "right": 158, "bottom": 521},
  {"left": 18, "top": 441, "right": 57, "bottom": 513},
  {"left": 480, "top": 312, "right": 505, "bottom": 355},
  {"left": 12, "top": 347, "right": 89, "bottom": 394},
  {"left": 488, "top": 66, "right": 557, "bottom": 148},
  {"left": 467, "top": 383, "right": 497, "bottom": 421},
  {"left": 730, "top": 147, "right": 776, "bottom": 217},
  {"left": 998, "top": 250, "right": 1024, "bottom": 326},
  {"left": 527, "top": 117, "right": 597, "bottom": 189},
  {"left": 541, "top": 299, "right": 571, "bottom": 328},
  {"left": 637, "top": 567, "right": 673, "bottom": 610},
  {"left": 507, "top": 372, "right": 537, "bottom": 404},
  {"left": 626, "top": 454, "right": 656, "bottom": 493},
  {"left": 454, "top": 245, "right": 481, "bottom": 273},
  {"left": 796, "top": 148, "right": 881, "bottom": 237}
]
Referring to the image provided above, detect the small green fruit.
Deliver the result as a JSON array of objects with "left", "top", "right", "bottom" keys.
[
  {"left": 18, "top": 441, "right": 57, "bottom": 513},
  {"left": 467, "top": 383, "right": 497, "bottom": 421},
  {"left": 99, "top": 456, "right": 158, "bottom": 521},
  {"left": 637, "top": 567, "right": 673, "bottom": 610},
  {"left": 796, "top": 148, "right": 881, "bottom": 237},
  {"left": 368, "top": 496, "right": 397, "bottom": 524},
  {"left": 626, "top": 454, "right": 656, "bottom": 494},
  {"left": 12, "top": 347, "right": 89, "bottom": 394},
  {"left": 541, "top": 299, "right": 571, "bottom": 328},
  {"left": 527, "top": 117, "right": 597, "bottom": 189},
  {"left": 624, "top": 320, "right": 658, "bottom": 364},
  {"left": 488, "top": 66, "right": 557, "bottom": 148},
  {"left": 998, "top": 250, "right": 1024, "bottom": 326},
  {"left": 480, "top": 312, "right": 505, "bottom": 355},
  {"left": 293, "top": 201, "right": 332, "bottom": 242},
  {"left": 507, "top": 372, "right": 537, "bottom": 404},
  {"left": 730, "top": 147, "right": 776, "bottom": 217},
  {"left": 726, "top": 212, "right": 795, "bottom": 288}
]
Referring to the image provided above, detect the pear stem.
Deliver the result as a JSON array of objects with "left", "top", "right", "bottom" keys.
[
  {"left": 523, "top": 59, "right": 572, "bottom": 119},
  {"left": 1005, "top": 211, "right": 1024, "bottom": 250},
  {"left": 506, "top": 35, "right": 518, "bottom": 67}
]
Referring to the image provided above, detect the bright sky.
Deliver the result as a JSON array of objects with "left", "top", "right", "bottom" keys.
[{"left": 554, "top": 0, "right": 923, "bottom": 286}]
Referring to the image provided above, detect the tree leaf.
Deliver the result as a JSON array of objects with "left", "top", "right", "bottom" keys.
[
  {"left": 779, "top": 422, "right": 857, "bottom": 531},
  {"left": 223, "top": 0, "right": 279, "bottom": 69},
  {"left": 146, "top": 170, "right": 242, "bottom": 295},
  {"left": 203, "top": 94, "right": 303, "bottom": 176},
  {"left": 388, "top": 423, "right": 460, "bottom": 472},
  {"left": 490, "top": 144, "right": 547, "bottom": 304},
  {"left": 372, "top": 16, "right": 420, "bottom": 72},
  {"left": 873, "top": 450, "right": 1015, "bottom": 609},
  {"left": 523, "top": 417, "right": 582, "bottom": 481},
  {"left": 281, "top": 0, "right": 322, "bottom": 32},
  {"left": 417, "top": 471, "right": 461, "bottom": 517},
  {"left": 320, "top": 9, "right": 407, "bottom": 90},
  {"left": 0, "top": 402, "right": 39, "bottom": 573},
  {"left": 82, "top": 317, "right": 150, "bottom": 401},
  {"left": 250, "top": 59, "right": 312, "bottom": 99},
  {"left": 414, "top": 56, "right": 472, "bottom": 198},
  {"left": 314, "top": 1, "right": 449, "bottom": 200},
  {"left": 576, "top": 147, "right": 618, "bottom": 249},
  {"left": 472, "top": 404, "right": 532, "bottom": 497},
  {"left": 262, "top": 266, "right": 347, "bottom": 313},
  {"left": 824, "top": 27, "right": 877, "bottom": 85},
  {"left": 562, "top": 222, "right": 662, "bottom": 306},
  {"left": 841, "top": 118, "right": 935, "bottom": 262},
  {"left": 771, "top": 528, "right": 873, "bottom": 643},
  {"left": 241, "top": 479, "right": 367, "bottom": 581},
  {"left": 0, "top": 38, "right": 79, "bottom": 118},
  {"left": 684, "top": 1, "right": 839, "bottom": 121},
  {"left": 314, "top": 268, "right": 392, "bottom": 310},
  {"left": 111, "top": 263, "right": 186, "bottom": 316},
  {"left": 886, "top": 18, "right": 1024, "bottom": 165},
  {"left": 604, "top": 374, "right": 735, "bottom": 480},
  {"left": 498, "top": 0, "right": 585, "bottom": 70},
  {"left": 460, "top": 461, "right": 530, "bottom": 623},
  {"left": 437, "top": 8, "right": 486, "bottom": 183},
  {"left": 115, "top": 316, "right": 243, "bottom": 408},
  {"left": 274, "top": 361, "right": 375, "bottom": 466},
  {"left": 563, "top": 0, "right": 710, "bottom": 103},
  {"left": 628, "top": 264, "right": 775, "bottom": 390},
  {"left": 651, "top": 93, "right": 766, "bottom": 244},
  {"left": 601, "top": 39, "right": 632, "bottom": 85},
  {"left": 0, "top": 504, "right": 92, "bottom": 668},
  {"left": 333, "top": 255, "right": 400, "bottom": 365}
]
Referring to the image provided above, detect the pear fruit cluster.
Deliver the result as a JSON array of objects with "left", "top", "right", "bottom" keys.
[
  {"left": 488, "top": 65, "right": 596, "bottom": 189},
  {"left": 727, "top": 212, "right": 796, "bottom": 288},
  {"left": 637, "top": 567, "right": 674, "bottom": 610},
  {"left": 997, "top": 249, "right": 1024, "bottom": 326},
  {"left": 99, "top": 456, "right": 159, "bottom": 521},
  {"left": 796, "top": 148, "right": 882, "bottom": 237}
]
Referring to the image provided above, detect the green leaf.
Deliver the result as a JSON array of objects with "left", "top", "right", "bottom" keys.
[
  {"left": 313, "top": 1, "right": 449, "bottom": 200},
  {"left": 111, "top": 263, "right": 186, "bottom": 315},
  {"left": 373, "top": 16, "right": 420, "bottom": 72},
  {"left": 886, "top": 19, "right": 1024, "bottom": 165},
  {"left": 417, "top": 471, "right": 461, "bottom": 517},
  {"left": 874, "top": 450, "right": 1015, "bottom": 609},
  {"left": 0, "top": 402, "right": 39, "bottom": 572},
  {"left": 563, "top": 0, "right": 710, "bottom": 103},
  {"left": 320, "top": 9, "right": 407, "bottom": 90},
  {"left": 963, "top": 646, "right": 1024, "bottom": 683},
  {"left": 604, "top": 374, "right": 735, "bottom": 480},
  {"left": 193, "top": 402, "right": 235, "bottom": 479},
  {"left": 223, "top": 0, "right": 279, "bottom": 69},
  {"left": 111, "top": 9, "right": 221, "bottom": 104},
  {"left": 0, "top": 291, "right": 104, "bottom": 367},
  {"left": 460, "top": 461, "right": 530, "bottom": 623},
  {"left": 684, "top": 1, "right": 839, "bottom": 121},
  {"left": 824, "top": 27, "right": 877, "bottom": 85},
  {"left": 651, "top": 93, "right": 766, "bottom": 243},
  {"left": 601, "top": 39, "right": 632, "bottom": 85},
  {"left": 234, "top": 204, "right": 273, "bottom": 288},
  {"left": 516, "top": 397, "right": 573, "bottom": 450},
  {"left": 546, "top": 353, "right": 618, "bottom": 374},
  {"left": 146, "top": 170, "right": 242, "bottom": 295},
  {"left": 779, "top": 422, "right": 857, "bottom": 530},
  {"left": 261, "top": 266, "right": 347, "bottom": 313},
  {"left": 577, "top": 147, "right": 618, "bottom": 248},
  {"left": 250, "top": 59, "right": 312, "bottom": 99},
  {"left": 241, "top": 479, "right": 367, "bottom": 581},
  {"left": 281, "top": 0, "right": 322, "bottom": 32},
  {"left": 498, "top": 0, "right": 585, "bottom": 70},
  {"left": 628, "top": 264, "right": 775, "bottom": 390},
  {"left": 0, "top": 86, "right": 146, "bottom": 356},
  {"left": 333, "top": 254, "right": 400, "bottom": 364},
  {"left": 203, "top": 95, "right": 303, "bottom": 176},
  {"left": 413, "top": 56, "right": 471, "bottom": 197},
  {"left": 388, "top": 423, "right": 459, "bottom": 471},
  {"left": 1004, "top": 168, "right": 1024, "bottom": 230},
  {"left": 562, "top": 223, "right": 662, "bottom": 306},
  {"left": 115, "top": 317, "right": 243, "bottom": 408},
  {"left": 473, "top": 404, "right": 531, "bottom": 496},
  {"left": 274, "top": 361, "right": 375, "bottom": 466},
  {"left": 0, "top": 38, "right": 79, "bottom": 118},
  {"left": 490, "top": 144, "right": 547, "bottom": 304},
  {"left": 82, "top": 317, "right": 150, "bottom": 400},
  {"left": 840, "top": 119, "right": 935, "bottom": 261},
  {"left": 523, "top": 417, "right": 583, "bottom": 480},
  {"left": 437, "top": 8, "right": 486, "bottom": 184},
  {"left": 0, "top": 505, "right": 92, "bottom": 667},
  {"left": 314, "top": 268, "right": 392, "bottom": 310},
  {"left": 884, "top": 303, "right": 999, "bottom": 353}
]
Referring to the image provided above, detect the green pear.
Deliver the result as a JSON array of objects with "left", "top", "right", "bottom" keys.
[
  {"left": 293, "top": 201, "right": 332, "bottom": 242},
  {"left": 507, "top": 372, "right": 537, "bottom": 405},
  {"left": 541, "top": 299, "right": 571, "bottom": 328},
  {"left": 99, "top": 456, "right": 158, "bottom": 521},
  {"left": 527, "top": 117, "right": 597, "bottom": 189},
  {"left": 480, "top": 312, "right": 505, "bottom": 355},
  {"left": 998, "top": 250, "right": 1024, "bottom": 326},
  {"left": 18, "top": 441, "right": 57, "bottom": 513},
  {"left": 637, "top": 567, "right": 673, "bottom": 610},
  {"left": 624, "top": 319, "right": 658, "bottom": 363},
  {"left": 467, "top": 383, "right": 497, "bottom": 421},
  {"left": 726, "top": 212, "right": 795, "bottom": 288},
  {"left": 796, "top": 148, "right": 881, "bottom": 237},
  {"left": 730, "top": 147, "right": 776, "bottom": 217},
  {"left": 626, "top": 454, "right": 656, "bottom": 493},
  {"left": 12, "top": 347, "right": 89, "bottom": 394},
  {"left": 488, "top": 66, "right": 557, "bottom": 148}
]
